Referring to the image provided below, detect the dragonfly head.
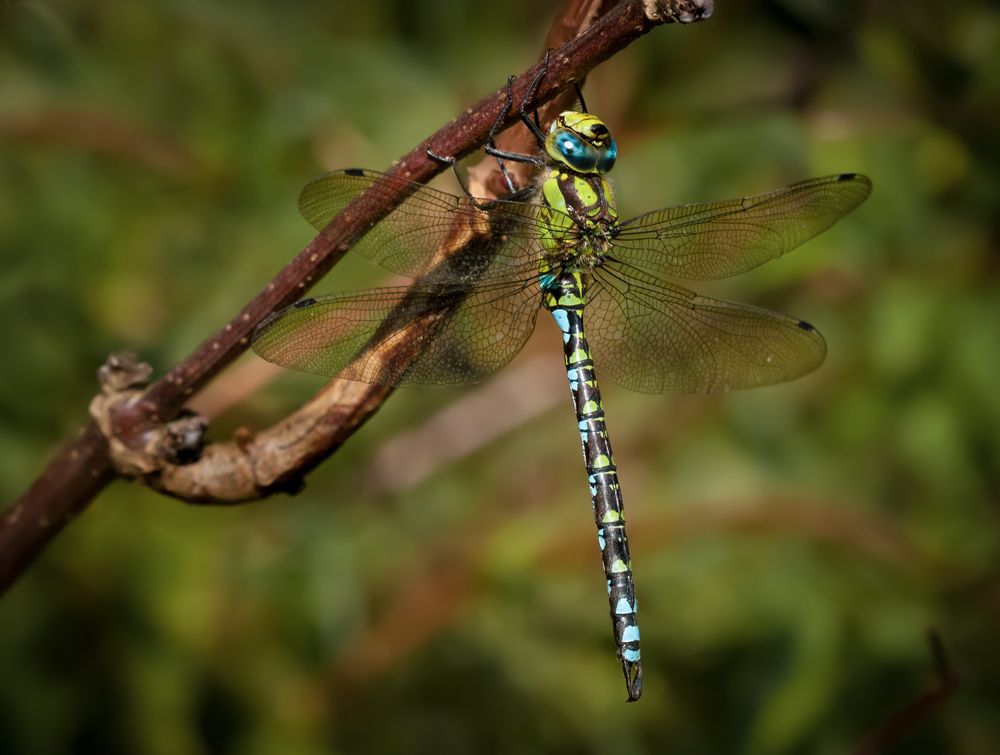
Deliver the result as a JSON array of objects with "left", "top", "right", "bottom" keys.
[{"left": 545, "top": 111, "right": 617, "bottom": 175}]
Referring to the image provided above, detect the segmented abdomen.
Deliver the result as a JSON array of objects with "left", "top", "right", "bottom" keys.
[{"left": 543, "top": 269, "right": 642, "bottom": 701}]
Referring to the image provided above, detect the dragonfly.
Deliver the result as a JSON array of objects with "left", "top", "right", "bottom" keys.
[{"left": 252, "top": 70, "right": 871, "bottom": 702}]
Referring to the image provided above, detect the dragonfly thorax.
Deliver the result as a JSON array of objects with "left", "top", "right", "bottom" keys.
[{"left": 538, "top": 165, "right": 619, "bottom": 260}]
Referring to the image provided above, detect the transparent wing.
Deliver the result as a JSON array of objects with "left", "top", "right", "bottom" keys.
[
  {"left": 252, "top": 276, "right": 540, "bottom": 386},
  {"left": 610, "top": 173, "right": 871, "bottom": 280},
  {"left": 587, "top": 262, "right": 827, "bottom": 394},
  {"left": 298, "top": 168, "right": 552, "bottom": 282}
]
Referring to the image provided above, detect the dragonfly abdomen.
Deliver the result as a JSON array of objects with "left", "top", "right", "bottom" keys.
[{"left": 542, "top": 269, "right": 643, "bottom": 701}]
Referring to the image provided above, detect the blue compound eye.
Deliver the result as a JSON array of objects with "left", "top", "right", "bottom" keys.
[
  {"left": 555, "top": 130, "right": 598, "bottom": 172},
  {"left": 597, "top": 139, "right": 617, "bottom": 173}
]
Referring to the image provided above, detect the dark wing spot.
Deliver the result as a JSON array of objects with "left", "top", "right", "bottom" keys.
[
  {"left": 293, "top": 297, "right": 318, "bottom": 309},
  {"left": 837, "top": 173, "right": 858, "bottom": 181},
  {"left": 344, "top": 168, "right": 365, "bottom": 177},
  {"left": 796, "top": 320, "right": 816, "bottom": 331}
]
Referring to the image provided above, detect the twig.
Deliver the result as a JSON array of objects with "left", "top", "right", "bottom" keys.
[
  {"left": 851, "top": 631, "right": 957, "bottom": 755},
  {"left": 0, "top": 0, "right": 714, "bottom": 593}
]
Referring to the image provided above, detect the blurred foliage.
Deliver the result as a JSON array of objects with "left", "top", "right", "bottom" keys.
[{"left": 2, "top": 0, "right": 999, "bottom": 753}]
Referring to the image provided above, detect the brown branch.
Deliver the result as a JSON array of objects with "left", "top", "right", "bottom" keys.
[
  {"left": 851, "top": 631, "right": 957, "bottom": 755},
  {"left": 0, "top": 0, "right": 714, "bottom": 593}
]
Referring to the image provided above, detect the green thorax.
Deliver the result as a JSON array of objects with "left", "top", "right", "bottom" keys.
[
  {"left": 537, "top": 169, "right": 618, "bottom": 308},
  {"left": 537, "top": 167, "right": 619, "bottom": 272},
  {"left": 542, "top": 170, "right": 618, "bottom": 232}
]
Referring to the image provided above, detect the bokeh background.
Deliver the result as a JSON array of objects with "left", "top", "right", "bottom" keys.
[{"left": 2, "top": 1, "right": 998, "bottom": 753}]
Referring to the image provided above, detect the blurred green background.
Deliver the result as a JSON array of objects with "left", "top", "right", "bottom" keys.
[{"left": 2, "top": 0, "right": 998, "bottom": 753}]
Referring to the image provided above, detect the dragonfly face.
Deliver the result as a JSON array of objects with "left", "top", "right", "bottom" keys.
[{"left": 545, "top": 111, "right": 618, "bottom": 175}]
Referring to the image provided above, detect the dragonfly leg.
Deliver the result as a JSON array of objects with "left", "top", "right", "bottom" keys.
[
  {"left": 483, "top": 146, "right": 545, "bottom": 167},
  {"left": 482, "top": 145, "right": 545, "bottom": 199},
  {"left": 484, "top": 50, "right": 551, "bottom": 192},
  {"left": 485, "top": 75, "right": 519, "bottom": 193},
  {"left": 425, "top": 148, "right": 480, "bottom": 203},
  {"left": 515, "top": 49, "right": 550, "bottom": 146},
  {"left": 484, "top": 70, "right": 545, "bottom": 182},
  {"left": 573, "top": 81, "right": 588, "bottom": 113},
  {"left": 486, "top": 75, "right": 516, "bottom": 150}
]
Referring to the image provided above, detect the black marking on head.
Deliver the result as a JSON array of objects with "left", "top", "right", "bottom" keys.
[
  {"left": 591, "top": 123, "right": 608, "bottom": 136},
  {"left": 837, "top": 173, "right": 857, "bottom": 182},
  {"left": 345, "top": 168, "right": 365, "bottom": 177},
  {"left": 294, "top": 297, "right": 318, "bottom": 309},
  {"left": 796, "top": 320, "right": 815, "bottom": 331}
]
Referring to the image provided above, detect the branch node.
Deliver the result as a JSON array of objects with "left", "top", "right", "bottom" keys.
[
  {"left": 90, "top": 352, "right": 208, "bottom": 477},
  {"left": 97, "top": 351, "right": 153, "bottom": 392},
  {"left": 645, "top": 0, "right": 714, "bottom": 23}
]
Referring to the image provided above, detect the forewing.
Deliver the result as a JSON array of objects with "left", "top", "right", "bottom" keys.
[
  {"left": 611, "top": 173, "right": 871, "bottom": 280},
  {"left": 587, "top": 263, "right": 827, "bottom": 394},
  {"left": 298, "top": 169, "right": 549, "bottom": 282},
  {"left": 252, "top": 276, "right": 540, "bottom": 386}
]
